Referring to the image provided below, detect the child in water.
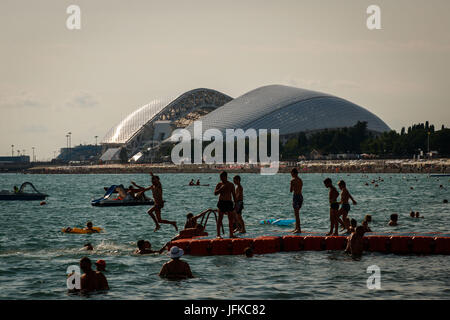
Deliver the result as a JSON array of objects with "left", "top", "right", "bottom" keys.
[{"left": 388, "top": 214, "right": 398, "bottom": 226}]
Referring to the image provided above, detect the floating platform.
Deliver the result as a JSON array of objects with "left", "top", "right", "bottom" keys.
[{"left": 168, "top": 231, "right": 450, "bottom": 256}]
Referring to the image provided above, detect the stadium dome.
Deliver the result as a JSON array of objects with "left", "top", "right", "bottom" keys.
[
  {"left": 101, "top": 88, "right": 233, "bottom": 159},
  {"left": 185, "top": 85, "right": 390, "bottom": 137}
]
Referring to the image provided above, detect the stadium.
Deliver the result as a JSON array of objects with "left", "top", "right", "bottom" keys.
[{"left": 99, "top": 85, "right": 391, "bottom": 163}]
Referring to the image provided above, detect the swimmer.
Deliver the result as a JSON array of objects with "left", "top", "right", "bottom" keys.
[
  {"left": 290, "top": 168, "right": 303, "bottom": 234},
  {"left": 215, "top": 171, "right": 237, "bottom": 238},
  {"left": 233, "top": 175, "right": 246, "bottom": 234},
  {"left": 345, "top": 226, "right": 365, "bottom": 256},
  {"left": 364, "top": 215, "right": 372, "bottom": 223},
  {"left": 347, "top": 219, "right": 357, "bottom": 234},
  {"left": 134, "top": 239, "right": 161, "bottom": 254},
  {"left": 244, "top": 247, "right": 253, "bottom": 258},
  {"left": 337, "top": 180, "right": 356, "bottom": 231},
  {"left": 189, "top": 179, "right": 194, "bottom": 186},
  {"left": 444, "top": 199, "right": 448, "bottom": 203},
  {"left": 388, "top": 214, "right": 398, "bottom": 226},
  {"left": 79, "top": 257, "right": 109, "bottom": 293},
  {"left": 83, "top": 243, "right": 93, "bottom": 251},
  {"left": 139, "top": 172, "right": 177, "bottom": 232},
  {"left": 159, "top": 246, "right": 194, "bottom": 280},
  {"left": 410, "top": 211, "right": 415, "bottom": 218},
  {"left": 362, "top": 219, "right": 372, "bottom": 233},
  {"left": 84, "top": 221, "right": 99, "bottom": 233},
  {"left": 196, "top": 179, "right": 200, "bottom": 186},
  {"left": 95, "top": 259, "right": 106, "bottom": 272},
  {"left": 415, "top": 212, "right": 424, "bottom": 219},
  {"left": 324, "top": 178, "right": 339, "bottom": 236}
]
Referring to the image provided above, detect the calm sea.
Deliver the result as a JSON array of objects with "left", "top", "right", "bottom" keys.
[{"left": 0, "top": 173, "right": 449, "bottom": 299}]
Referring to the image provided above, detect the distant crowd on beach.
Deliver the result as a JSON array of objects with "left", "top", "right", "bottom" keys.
[
  {"left": 23, "top": 158, "right": 450, "bottom": 175},
  {"left": 68, "top": 168, "right": 446, "bottom": 294}
]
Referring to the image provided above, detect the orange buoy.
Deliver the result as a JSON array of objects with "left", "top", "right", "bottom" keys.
[
  {"left": 232, "top": 238, "right": 254, "bottom": 255},
  {"left": 434, "top": 237, "right": 450, "bottom": 254},
  {"left": 211, "top": 238, "right": 233, "bottom": 255},
  {"left": 282, "top": 235, "right": 305, "bottom": 251},
  {"left": 169, "top": 239, "right": 190, "bottom": 253},
  {"left": 367, "top": 236, "right": 390, "bottom": 252},
  {"left": 303, "top": 236, "right": 325, "bottom": 251},
  {"left": 412, "top": 236, "right": 434, "bottom": 254},
  {"left": 253, "top": 236, "right": 281, "bottom": 254},
  {"left": 189, "top": 239, "right": 211, "bottom": 255},
  {"left": 390, "top": 236, "right": 413, "bottom": 254},
  {"left": 325, "top": 236, "right": 346, "bottom": 250}
]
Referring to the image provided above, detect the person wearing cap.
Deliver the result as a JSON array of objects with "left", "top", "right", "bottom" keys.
[
  {"left": 95, "top": 260, "right": 109, "bottom": 291},
  {"left": 79, "top": 257, "right": 100, "bottom": 293},
  {"left": 159, "top": 246, "right": 193, "bottom": 280}
]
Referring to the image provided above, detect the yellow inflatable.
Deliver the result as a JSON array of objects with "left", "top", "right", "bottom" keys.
[{"left": 61, "top": 227, "right": 103, "bottom": 234}]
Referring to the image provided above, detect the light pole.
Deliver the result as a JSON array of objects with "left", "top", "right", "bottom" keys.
[
  {"left": 32, "top": 147, "right": 35, "bottom": 162},
  {"left": 95, "top": 135, "right": 98, "bottom": 146},
  {"left": 427, "top": 131, "right": 430, "bottom": 156},
  {"left": 11, "top": 145, "right": 14, "bottom": 156},
  {"left": 68, "top": 132, "right": 72, "bottom": 161}
]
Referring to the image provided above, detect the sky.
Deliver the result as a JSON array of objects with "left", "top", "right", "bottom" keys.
[{"left": 1, "top": 0, "right": 449, "bottom": 160}]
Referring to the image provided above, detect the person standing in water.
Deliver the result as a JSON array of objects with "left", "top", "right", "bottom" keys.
[
  {"left": 290, "top": 168, "right": 303, "bottom": 233},
  {"left": 233, "top": 175, "right": 246, "bottom": 234},
  {"left": 324, "top": 178, "right": 340, "bottom": 236},
  {"left": 138, "top": 172, "right": 177, "bottom": 232},
  {"left": 214, "top": 171, "right": 237, "bottom": 238},
  {"left": 337, "top": 180, "right": 357, "bottom": 232}
]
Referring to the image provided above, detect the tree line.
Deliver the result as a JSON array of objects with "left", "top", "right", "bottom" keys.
[{"left": 280, "top": 121, "right": 450, "bottom": 160}]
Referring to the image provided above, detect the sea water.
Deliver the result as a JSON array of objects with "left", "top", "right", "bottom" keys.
[{"left": 0, "top": 173, "right": 449, "bottom": 299}]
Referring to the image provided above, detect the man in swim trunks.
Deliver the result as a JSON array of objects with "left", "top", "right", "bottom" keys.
[
  {"left": 345, "top": 226, "right": 365, "bottom": 256},
  {"left": 159, "top": 246, "right": 194, "bottom": 280},
  {"left": 337, "top": 180, "right": 357, "bottom": 232},
  {"left": 139, "top": 172, "right": 177, "bottom": 232},
  {"left": 233, "top": 175, "right": 246, "bottom": 234},
  {"left": 324, "top": 178, "right": 339, "bottom": 236},
  {"left": 214, "top": 171, "right": 237, "bottom": 238},
  {"left": 290, "top": 168, "right": 303, "bottom": 233}
]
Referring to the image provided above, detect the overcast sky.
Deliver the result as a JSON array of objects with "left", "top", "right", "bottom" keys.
[{"left": 1, "top": 0, "right": 449, "bottom": 160}]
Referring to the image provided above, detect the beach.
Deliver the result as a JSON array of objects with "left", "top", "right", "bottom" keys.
[{"left": 23, "top": 159, "right": 450, "bottom": 174}]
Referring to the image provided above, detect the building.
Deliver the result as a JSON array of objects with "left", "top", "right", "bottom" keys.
[
  {"left": 0, "top": 156, "right": 31, "bottom": 171},
  {"left": 185, "top": 85, "right": 390, "bottom": 137},
  {"left": 100, "top": 88, "right": 233, "bottom": 162},
  {"left": 99, "top": 84, "right": 390, "bottom": 162}
]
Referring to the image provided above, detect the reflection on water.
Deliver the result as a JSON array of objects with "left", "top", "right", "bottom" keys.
[{"left": 0, "top": 172, "right": 449, "bottom": 299}]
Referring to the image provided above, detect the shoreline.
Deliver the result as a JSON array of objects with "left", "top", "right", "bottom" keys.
[{"left": 20, "top": 159, "right": 449, "bottom": 174}]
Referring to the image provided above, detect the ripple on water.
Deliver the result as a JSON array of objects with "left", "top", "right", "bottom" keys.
[{"left": 0, "top": 173, "right": 449, "bottom": 299}]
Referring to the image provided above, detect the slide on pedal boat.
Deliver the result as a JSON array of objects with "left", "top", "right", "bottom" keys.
[
  {"left": 91, "top": 185, "right": 154, "bottom": 207},
  {"left": 0, "top": 182, "right": 48, "bottom": 201}
]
